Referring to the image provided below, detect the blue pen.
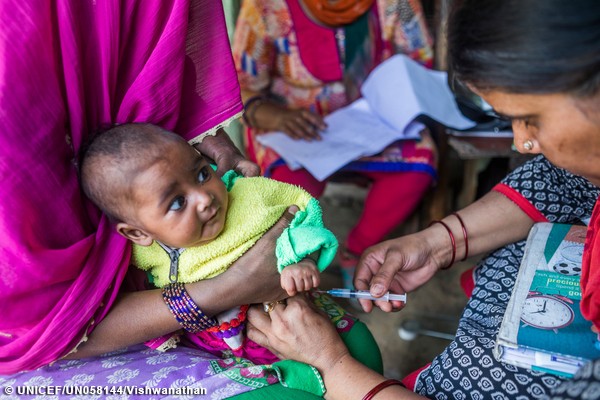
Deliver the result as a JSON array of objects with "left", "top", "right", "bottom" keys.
[{"left": 317, "top": 288, "right": 407, "bottom": 303}]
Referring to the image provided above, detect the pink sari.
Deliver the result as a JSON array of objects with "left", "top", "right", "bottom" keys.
[{"left": 0, "top": 0, "right": 242, "bottom": 374}]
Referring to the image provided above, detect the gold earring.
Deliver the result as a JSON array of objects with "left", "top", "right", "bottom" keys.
[{"left": 523, "top": 140, "right": 534, "bottom": 151}]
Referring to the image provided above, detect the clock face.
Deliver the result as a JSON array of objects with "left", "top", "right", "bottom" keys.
[{"left": 521, "top": 295, "right": 574, "bottom": 330}]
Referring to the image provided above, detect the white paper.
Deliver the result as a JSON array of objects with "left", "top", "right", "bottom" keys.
[
  {"left": 257, "top": 99, "right": 424, "bottom": 181},
  {"left": 361, "top": 54, "right": 476, "bottom": 131},
  {"left": 257, "top": 54, "right": 476, "bottom": 180}
]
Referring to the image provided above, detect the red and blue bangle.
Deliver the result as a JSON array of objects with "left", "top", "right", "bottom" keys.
[{"left": 162, "top": 282, "right": 217, "bottom": 333}]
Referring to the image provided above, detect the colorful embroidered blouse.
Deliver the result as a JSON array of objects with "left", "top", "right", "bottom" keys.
[{"left": 233, "top": 0, "right": 437, "bottom": 177}]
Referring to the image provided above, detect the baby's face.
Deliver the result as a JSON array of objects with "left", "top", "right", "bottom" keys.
[{"left": 125, "top": 139, "right": 228, "bottom": 249}]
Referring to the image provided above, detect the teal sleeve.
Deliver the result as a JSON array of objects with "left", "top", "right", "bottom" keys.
[
  {"left": 220, "top": 168, "right": 241, "bottom": 190},
  {"left": 276, "top": 198, "right": 338, "bottom": 272}
]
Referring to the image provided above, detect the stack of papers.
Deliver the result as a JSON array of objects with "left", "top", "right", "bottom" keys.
[{"left": 257, "top": 55, "right": 476, "bottom": 181}]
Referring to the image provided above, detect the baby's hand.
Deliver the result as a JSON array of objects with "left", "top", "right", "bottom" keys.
[{"left": 280, "top": 259, "right": 320, "bottom": 297}]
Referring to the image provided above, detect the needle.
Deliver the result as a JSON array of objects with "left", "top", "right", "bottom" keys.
[{"left": 316, "top": 288, "right": 407, "bottom": 303}]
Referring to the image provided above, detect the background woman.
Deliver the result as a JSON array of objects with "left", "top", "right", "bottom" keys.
[
  {"left": 246, "top": 0, "right": 600, "bottom": 398},
  {"left": 232, "top": 0, "right": 437, "bottom": 286}
]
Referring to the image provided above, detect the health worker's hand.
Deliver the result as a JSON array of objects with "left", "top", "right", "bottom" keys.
[{"left": 354, "top": 231, "right": 441, "bottom": 313}]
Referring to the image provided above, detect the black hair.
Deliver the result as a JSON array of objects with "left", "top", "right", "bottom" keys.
[
  {"left": 79, "top": 123, "right": 181, "bottom": 222},
  {"left": 448, "top": 0, "right": 600, "bottom": 96}
]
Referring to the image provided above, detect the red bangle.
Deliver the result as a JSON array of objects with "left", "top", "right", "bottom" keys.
[
  {"left": 452, "top": 212, "right": 469, "bottom": 261},
  {"left": 429, "top": 220, "right": 456, "bottom": 270},
  {"left": 362, "top": 379, "right": 406, "bottom": 400}
]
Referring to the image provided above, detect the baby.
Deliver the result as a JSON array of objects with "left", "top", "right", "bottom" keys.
[{"left": 79, "top": 123, "right": 338, "bottom": 363}]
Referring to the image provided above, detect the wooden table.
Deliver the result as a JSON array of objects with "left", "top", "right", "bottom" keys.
[
  {"left": 428, "top": 130, "right": 517, "bottom": 219},
  {"left": 447, "top": 132, "right": 516, "bottom": 208}
]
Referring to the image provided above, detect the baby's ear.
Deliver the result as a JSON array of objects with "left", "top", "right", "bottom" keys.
[{"left": 116, "top": 223, "right": 154, "bottom": 246}]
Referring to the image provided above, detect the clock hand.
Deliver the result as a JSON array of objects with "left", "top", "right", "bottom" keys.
[{"left": 530, "top": 301, "right": 548, "bottom": 314}]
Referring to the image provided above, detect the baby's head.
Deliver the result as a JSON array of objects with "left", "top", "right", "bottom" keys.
[{"left": 80, "top": 123, "right": 229, "bottom": 248}]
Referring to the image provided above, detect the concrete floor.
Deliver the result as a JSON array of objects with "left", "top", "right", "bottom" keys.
[{"left": 319, "top": 183, "right": 473, "bottom": 380}]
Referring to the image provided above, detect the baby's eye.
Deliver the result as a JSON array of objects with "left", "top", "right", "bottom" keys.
[
  {"left": 197, "top": 166, "right": 211, "bottom": 183},
  {"left": 169, "top": 196, "right": 186, "bottom": 211}
]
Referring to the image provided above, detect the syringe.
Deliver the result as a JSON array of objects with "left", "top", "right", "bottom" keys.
[{"left": 317, "top": 288, "right": 407, "bottom": 303}]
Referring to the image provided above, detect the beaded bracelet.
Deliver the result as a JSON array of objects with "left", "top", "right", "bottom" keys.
[
  {"left": 162, "top": 282, "right": 217, "bottom": 333},
  {"left": 362, "top": 379, "right": 406, "bottom": 400},
  {"left": 452, "top": 212, "right": 469, "bottom": 261},
  {"left": 429, "top": 220, "right": 456, "bottom": 270},
  {"left": 242, "top": 95, "right": 271, "bottom": 128},
  {"left": 205, "top": 304, "right": 249, "bottom": 339}
]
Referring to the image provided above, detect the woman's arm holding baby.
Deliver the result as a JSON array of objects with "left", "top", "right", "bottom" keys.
[{"left": 66, "top": 207, "right": 296, "bottom": 359}]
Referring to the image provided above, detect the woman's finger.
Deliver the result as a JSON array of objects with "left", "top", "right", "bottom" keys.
[
  {"left": 300, "top": 109, "right": 327, "bottom": 131},
  {"left": 246, "top": 306, "right": 272, "bottom": 348},
  {"left": 295, "top": 114, "right": 322, "bottom": 141},
  {"left": 357, "top": 298, "right": 374, "bottom": 313},
  {"left": 234, "top": 159, "right": 261, "bottom": 177},
  {"left": 373, "top": 299, "right": 394, "bottom": 313},
  {"left": 389, "top": 299, "right": 406, "bottom": 311},
  {"left": 369, "top": 261, "right": 399, "bottom": 296},
  {"left": 287, "top": 118, "right": 314, "bottom": 141},
  {"left": 354, "top": 259, "right": 375, "bottom": 292},
  {"left": 281, "top": 120, "right": 302, "bottom": 140},
  {"left": 357, "top": 246, "right": 404, "bottom": 296},
  {"left": 248, "top": 304, "right": 272, "bottom": 327}
]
